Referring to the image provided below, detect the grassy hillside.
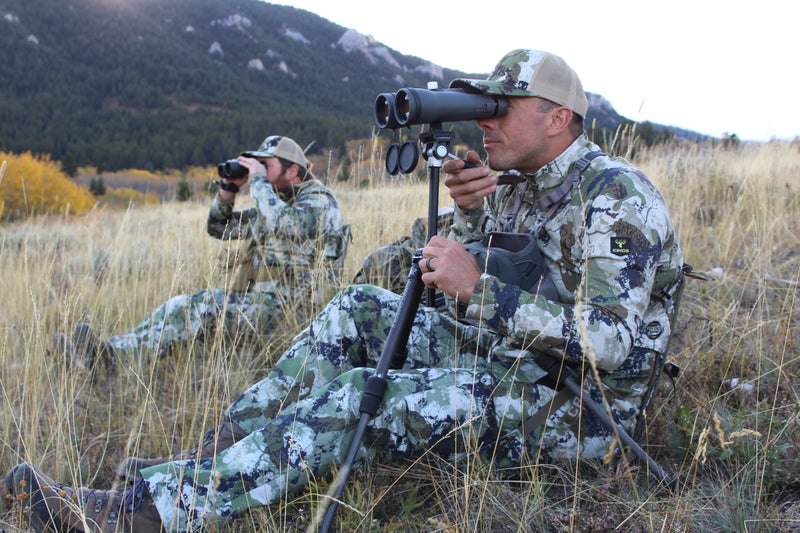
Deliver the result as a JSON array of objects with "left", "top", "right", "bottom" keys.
[{"left": 1, "top": 140, "right": 799, "bottom": 531}]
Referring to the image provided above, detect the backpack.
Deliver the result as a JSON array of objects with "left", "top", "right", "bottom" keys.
[{"left": 352, "top": 208, "right": 454, "bottom": 293}]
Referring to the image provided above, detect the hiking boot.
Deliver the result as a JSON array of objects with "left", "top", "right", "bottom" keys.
[
  {"left": 5, "top": 462, "right": 163, "bottom": 533},
  {"left": 72, "top": 323, "right": 117, "bottom": 375},
  {"left": 51, "top": 323, "right": 116, "bottom": 376},
  {"left": 0, "top": 471, "right": 11, "bottom": 511},
  {"left": 115, "top": 419, "right": 249, "bottom": 484}
]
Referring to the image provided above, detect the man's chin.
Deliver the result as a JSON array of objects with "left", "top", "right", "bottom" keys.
[{"left": 485, "top": 157, "right": 509, "bottom": 172}]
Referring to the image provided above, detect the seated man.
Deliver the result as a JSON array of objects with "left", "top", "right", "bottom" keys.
[
  {"left": 7, "top": 49, "right": 683, "bottom": 532},
  {"left": 55, "top": 135, "right": 348, "bottom": 370}
]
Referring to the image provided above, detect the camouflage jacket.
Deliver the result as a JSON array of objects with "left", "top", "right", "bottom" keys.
[
  {"left": 207, "top": 176, "right": 346, "bottom": 295},
  {"left": 452, "top": 134, "right": 683, "bottom": 375}
]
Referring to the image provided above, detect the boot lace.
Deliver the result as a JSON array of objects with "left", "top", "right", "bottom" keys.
[
  {"left": 81, "top": 477, "right": 147, "bottom": 522},
  {"left": 120, "top": 477, "right": 147, "bottom": 513}
]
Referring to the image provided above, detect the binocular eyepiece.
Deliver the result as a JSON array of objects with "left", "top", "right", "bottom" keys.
[
  {"left": 217, "top": 160, "right": 248, "bottom": 180},
  {"left": 375, "top": 87, "right": 507, "bottom": 129}
]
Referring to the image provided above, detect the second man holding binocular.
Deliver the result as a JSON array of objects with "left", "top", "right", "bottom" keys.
[{"left": 53, "top": 135, "right": 349, "bottom": 372}]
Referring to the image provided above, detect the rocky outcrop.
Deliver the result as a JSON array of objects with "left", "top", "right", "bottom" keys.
[
  {"left": 209, "top": 41, "right": 223, "bottom": 57},
  {"left": 281, "top": 26, "right": 310, "bottom": 44},
  {"left": 336, "top": 29, "right": 400, "bottom": 68},
  {"left": 212, "top": 14, "right": 251, "bottom": 29}
]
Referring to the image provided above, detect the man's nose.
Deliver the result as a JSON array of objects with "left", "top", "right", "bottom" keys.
[{"left": 477, "top": 118, "right": 495, "bottom": 131}]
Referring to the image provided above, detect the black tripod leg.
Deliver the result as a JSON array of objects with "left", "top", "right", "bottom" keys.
[
  {"left": 318, "top": 260, "right": 425, "bottom": 532},
  {"left": 534, "top": 352, "right": 679, "bottom": 490},
  {"left": 561, "top": 375, "right": 680, "bottom": 490}
]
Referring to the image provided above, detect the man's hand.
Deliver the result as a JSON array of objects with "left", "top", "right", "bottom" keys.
[
  {"left": 218, "top": 157, "right": 264, "bottom": 200},
  {"left": 236, "top": 156, "right": 267, "bottom": 178},
  {"left": 443, "top": 150, "right": 496, "bottom": 211},
  {"left": 421, "top": 236, "right": 482, "bottom": 303}
]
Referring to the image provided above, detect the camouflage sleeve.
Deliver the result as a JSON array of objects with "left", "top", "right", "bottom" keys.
[
  {"left": 249, "top": 176, "right": 341, "bottom": 240},
  {"left": 206, "top": 193, "right": 259, "bottom": 240},
  {"left": 464, "top": 185, "right": 670, "bottom": 372}
]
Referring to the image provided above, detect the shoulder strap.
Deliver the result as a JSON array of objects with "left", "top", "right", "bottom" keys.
[{"left": 535, "top": 151, "right": 605, "bottom": 227}]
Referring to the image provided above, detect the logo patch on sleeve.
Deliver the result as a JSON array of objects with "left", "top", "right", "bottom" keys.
[{"left": 611, "top": 237, "right": 631, "bottom": 256}]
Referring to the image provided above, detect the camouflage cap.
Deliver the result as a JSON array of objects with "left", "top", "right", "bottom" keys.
[
  {"left": 241, "top": 135, "right": 311, "bottom": 169},
  {"left": 450, "top": 49, "right": 588, "bottom": 118}
]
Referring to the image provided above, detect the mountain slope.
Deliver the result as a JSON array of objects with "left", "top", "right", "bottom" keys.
[{"left": 1, "top": 0, "right": 635, "bottom": 171}]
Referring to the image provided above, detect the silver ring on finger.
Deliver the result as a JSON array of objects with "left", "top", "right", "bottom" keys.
[{"left": 425, "top": 257, "right": 433, "bottom": 272}]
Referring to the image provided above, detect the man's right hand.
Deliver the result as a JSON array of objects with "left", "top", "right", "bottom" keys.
[{"left": 443, "top": 150, "right": 496, "bottom": 211}]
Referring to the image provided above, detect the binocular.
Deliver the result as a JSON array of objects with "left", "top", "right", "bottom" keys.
[
  {"left": 217, "top": 160, "right": 248, "bottom": 180},
  {"left": 375, "top": 86, "right": 507, "bottom": 129}
]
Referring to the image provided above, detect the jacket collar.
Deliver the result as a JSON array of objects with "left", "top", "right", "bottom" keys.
[{"left": 524, "top": 133, "right": 597, "bottom": 190}]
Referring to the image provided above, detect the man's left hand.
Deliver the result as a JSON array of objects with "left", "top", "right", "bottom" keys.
[
  {"left": 421, "top": 236, "right": 482, "bottom": 303},
  {"left": 236, "top": 156, "right": 267, "bottom": 180}
]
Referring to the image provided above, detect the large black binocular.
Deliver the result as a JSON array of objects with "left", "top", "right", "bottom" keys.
[
  {"left": 375, "top": 86, "right": 507, "bottom": 129},
  {"left": 217, "top": 160, "right": 248, "bottom": 180}
]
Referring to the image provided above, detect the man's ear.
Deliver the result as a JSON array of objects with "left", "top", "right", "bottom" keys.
[
  {"left": 549, "top": 106, "right": 573, "bottom": 134},
  {"left": 287, "top": 163, "right": 302, "bottom": 182}
]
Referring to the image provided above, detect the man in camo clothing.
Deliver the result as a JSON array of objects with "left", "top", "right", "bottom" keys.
[
  {"left": 55, "top": 135, "right": 347, "bottom": 369},
  {"left": 7, "top": 49, "right": 683, "bottom": 532}
]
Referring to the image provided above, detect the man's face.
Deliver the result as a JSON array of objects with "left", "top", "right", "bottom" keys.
[
  {"left": 476, "top": 96, "right": 554, "bottom": 174},
  {"left": 260, "top": 157, "right": 296, "bottom": 193}
]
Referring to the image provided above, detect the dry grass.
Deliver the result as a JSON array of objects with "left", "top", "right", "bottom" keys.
[{"left": 1, "top": 140, "right": 799, "bottom": 532}]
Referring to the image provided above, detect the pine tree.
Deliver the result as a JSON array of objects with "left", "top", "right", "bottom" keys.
[
  {"left": 60, "top": 154, "right": 78, "bottom": 178},
  {"left": 175, "top": 178, "right": 193, "bottom": 201},
  {"left": 89, "top": 176, "right": 107, "bottom": 196}
]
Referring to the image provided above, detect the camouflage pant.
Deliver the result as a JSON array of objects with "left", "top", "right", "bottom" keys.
[
  {"left": 106, "top": 288, "right": 290, "bottom": 363},
  {"left": 141, "top": 284, "right": 635, "bottom": 531}
]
